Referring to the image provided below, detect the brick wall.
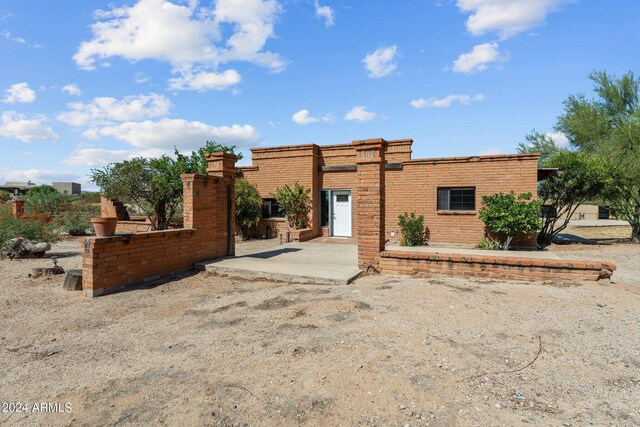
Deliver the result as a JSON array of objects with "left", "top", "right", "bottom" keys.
[
  {"left": 82, "top": 153, "right": 236, "bottom": 297},
  {"left": 240, "top": 139, "right": 539, "bottom": 245},
  {"left": 379, "top": 250, "right": 616, "bottom": 282},
  {"left": 386, "top": 154, "right": 539, "bottom": 246},
  {"left": 100, "top": 197, "right": 130, "bottom": 220}
]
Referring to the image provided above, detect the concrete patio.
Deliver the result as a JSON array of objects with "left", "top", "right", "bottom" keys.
[{"left": 195, "top": 242, "right": 361, "bottom": 285}]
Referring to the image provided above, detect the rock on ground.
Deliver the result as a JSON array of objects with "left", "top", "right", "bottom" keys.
[{"left": 1, "top": 237, "right": 51, "bottom": 259}]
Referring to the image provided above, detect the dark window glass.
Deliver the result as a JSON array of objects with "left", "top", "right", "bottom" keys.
[
  {"left": 262, "top": 198, "right": 284, "bottom": 218},
  {"left": 437, "top": 187, "right": 475, "bottom": 211},
  {"left": 598, "top": 206, "right": 610, "bottom": 220},
  {"left": 336, "top": 194, "right": 349, "bottom": 202},
  {"left": 320, "top": 190, "right": 330, "bottom": 227}
]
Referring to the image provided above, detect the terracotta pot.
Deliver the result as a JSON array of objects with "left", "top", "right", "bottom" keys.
[{"left": 90, "top": 217, "right": 118, "bottom": 237}]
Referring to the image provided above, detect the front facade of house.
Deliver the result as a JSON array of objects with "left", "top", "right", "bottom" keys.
[{"left": 240, "top": 139, "right": 540, "bottom": 246}]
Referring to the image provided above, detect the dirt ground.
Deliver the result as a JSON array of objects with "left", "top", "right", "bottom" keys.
[{"left": 1, "top": 238, "right": 639, "bottom": 426}]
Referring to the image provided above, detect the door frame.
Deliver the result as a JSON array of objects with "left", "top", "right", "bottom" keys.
[{"left": 330, "top": 189, "right": 352, "bottom": 238}]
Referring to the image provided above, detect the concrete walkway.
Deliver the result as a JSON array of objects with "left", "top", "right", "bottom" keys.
[
  {"left": 385, "top": 245, "right": 561, "bottom": 260},
  {"left": 196, "top": 242, "right": 361, "bottom": 285}
]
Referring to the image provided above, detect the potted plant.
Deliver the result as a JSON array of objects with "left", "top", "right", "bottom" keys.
[{"left": 90, "top": 217, "right": 118, "bottom": 237}]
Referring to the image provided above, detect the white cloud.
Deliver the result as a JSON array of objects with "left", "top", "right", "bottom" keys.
[
  {"left": 57, "top": 93, "right": 172, "bottom": 127},
  {"left": 74, "top": 0, "right": 285, "bottom": 90},
  {"left": 314, "top": 0, "right": 335, "bottom": 27},
  {"left": 480, "top": 147, "right": 501, "bottom": 155},
  {"left": 63, "top": 148, "right": 148, "bottom": 168},
  {"left": 0, "top": 111, "right": 59, "bottom": 142},
  {"left": 84, "top": 118, "right": 260, "bottom": 151},
  {"left": 1, "top": 30, "right": 42, "bottom": 48},
  {"left": 411, "top": 93, "right": 485, "bottom": 109},
  {"left": 344, "top": 106, "right": 379, "bottom": 122},
  {"left": 291, "top": 108, "right": 333, "bottom": 125},
  {"left": 545, "top": 131, "right": 570, "bottom": 147},
  {"left": 452, "top": 42, "right": 507, "bottom": 74},
  {"left": 0, "top": 169, "right": 82, "bottom": 185},
  {"left": 168, "top": 69, "right": 241, "bottom": 91},
  {"left": 62, "top": 84, "right": 82, "bottom": 96},
  {"left": 3, "top": 82, "right": 36, "bottom": 104},
  {"left": 134, "top": 72, "right": 150, "bottom": 84},
  {"left": 362, "top": 45, "right": 398, "bottom": 78},
  {"left": 457, "top": 0, "right": 572, "bottom": 39}
]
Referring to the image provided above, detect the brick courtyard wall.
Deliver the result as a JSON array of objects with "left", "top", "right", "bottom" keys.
[
  {"left": 379, "top": 250, "right": 616, "bottom": 282},
  {"left": 353, "top": 138, "right": 387, "bottom": 270},
  {"left": 82, "top": 152, "right": 236, "bottom": 297}
]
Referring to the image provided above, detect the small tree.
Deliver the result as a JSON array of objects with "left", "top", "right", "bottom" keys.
[
  {"left": 235, "top": 178, "right": 262, "bottom": 239},
  {"left": 398, "top": 212, "right": 425, "bottom": 246},
  {"left": 0, "top": 190, "right": 10, "bottom": 203},
  {"left": 537, "top": 151, "right": 610, "bottom": 246},
  {"left": 479, "top": 192, "right": 542, "bottom": 250},
  {"left": 273, "top": 182, "right": 311, "bottom": 231},
  {"left": 91, "top": 141, "right": 239, "bottom": 230}
]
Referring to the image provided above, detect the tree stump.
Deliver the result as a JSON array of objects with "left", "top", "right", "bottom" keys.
[
  {"left": 63, "top": 269, "right": 83, "bottom": 291},
  {"left": 31, "top": 266, "right": 65, "bottom": 278}
]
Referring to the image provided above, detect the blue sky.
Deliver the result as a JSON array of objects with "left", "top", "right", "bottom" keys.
[{"left": 1, "top": 0, "right": 639, "bottom": 190}]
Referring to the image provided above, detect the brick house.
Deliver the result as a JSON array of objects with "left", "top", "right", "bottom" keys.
[{"left": 240, "top": 138, "right": 540, "bottom": 246}]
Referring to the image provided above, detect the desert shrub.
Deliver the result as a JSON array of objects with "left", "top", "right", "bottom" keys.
[
  {"left": 0, "top": 205, "right": 58, "bottom": 246},
  {"left": 25, "top": 185, "right": 67, "bottom": 217},
  {"left": 274, "top": 182, "right": 311, "bottom": 230},
  {"left": 479, "top": 192, "right": 542, "bottom": 250},
  {"left": 58, "top": 201, "right": 98, "bottom": 236},
  {"left": 235, "top": 178, "right": 262, "bottom": 239},
  {"left": 80, "top": 191, "right": 102, "bottom": 204},
  {"left": 477, "top": 235, "right": 501, "bottom": 250},
  {"left": 398, "top": 212, "right": 425, "bottom": 246}
]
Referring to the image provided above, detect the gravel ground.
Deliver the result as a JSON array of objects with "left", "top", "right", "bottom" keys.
[{"left": 0, "top": 238, "right": 639, "bottom": 426}]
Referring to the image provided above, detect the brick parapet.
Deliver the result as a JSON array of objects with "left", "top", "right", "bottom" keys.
[{"left": 379, "top": 250, "right": 616, "bottom": 282}]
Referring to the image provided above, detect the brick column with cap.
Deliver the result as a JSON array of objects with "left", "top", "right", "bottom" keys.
[
  {"left": 206, "top": 152, "right": 237, "bottom": 256},
  {"left": 352, "top": 138, "right": 387, "bottom": 271},
  {"left": 9, "top": 200, "right": 25, "bottom": 219}
]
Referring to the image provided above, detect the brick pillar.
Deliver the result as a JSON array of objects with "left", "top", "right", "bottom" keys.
[
  {"left": 9, "top": 200, "right": 25, "bottom": 219},
  {"left": 206, "top": 152, "right": 237, "bottom": 256},
  {"left": 352, "top": 138, "right": 387, "bottom": 270}
]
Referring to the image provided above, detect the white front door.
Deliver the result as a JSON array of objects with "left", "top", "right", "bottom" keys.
[{"left": 332, "top": 191, "right": 352, "bottom": 237}]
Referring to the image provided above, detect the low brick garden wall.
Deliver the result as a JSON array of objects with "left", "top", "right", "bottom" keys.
[
  {"left": 379, "top": 250, "right": 616, "bottom": 282},
  {"left": 82, "top": 153, "right": 237, "bottom": 297},
  {"left": 82, "top": 229, "right": 198, "bottom": 297}
]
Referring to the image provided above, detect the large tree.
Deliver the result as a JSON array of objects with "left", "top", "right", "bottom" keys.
[
  {"left": 536, "top": 151, "right": 610, "bottom": 246},
  {"left": 91, "top": 141, "right": 240, "bottom": 230},
  {"left": 517, "top": 131, "right": 563, "bottom": 165},
  {"left": 556, "top": 71, "right": 640, "bottom": 241}
]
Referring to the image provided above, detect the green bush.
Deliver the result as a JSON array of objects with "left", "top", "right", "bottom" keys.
[
  {"left": 398, "top": 212, "right": 425, "bottom": 246},
  {"left": 274, "top": 182, "right": 311, "bottom": 230},
  {"left": 0, "top": 205, "right": 59, "bottom": 247},
  {"left": 479, "top": 192, "right": 542, "bottom": 250},
  {"left": 0, "top": 190, "right": 10, "bottom": 203},
  {"left": 235, "top": 178, "right": 262, "bottom": 239},
  {"left": 477, "top": 235, "right": 501, "bottom": 250}
]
